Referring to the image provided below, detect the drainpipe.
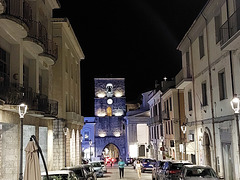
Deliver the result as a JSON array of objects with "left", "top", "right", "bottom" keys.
[
  {"left": 187, "top": 35, "right": 199, "bottom": 164},
  {"left": 201, "top": 13, "right": 218, "bottom": 172}
]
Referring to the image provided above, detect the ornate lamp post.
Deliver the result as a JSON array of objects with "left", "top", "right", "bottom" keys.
[
  {"left": 18, "top": 103, "right": 27, "bottom": 180},
  {"left": 181, "top": 123, "right": 187, "bottom": 160},
  {"left": 230, "top": 95, "right": 240, "bottom": 163},
  {"left": 89, "top": 139, "right": 92, "bottom": 161}
]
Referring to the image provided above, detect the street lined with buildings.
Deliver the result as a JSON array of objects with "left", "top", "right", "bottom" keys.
[
  {"left": 0, "top": 0, "right": 240, "bottom": 180},
  {"left": 101, "top": 164, "right": 152, "bottom": 180}
]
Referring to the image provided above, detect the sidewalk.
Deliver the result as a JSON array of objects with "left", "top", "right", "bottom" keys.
[{"left": 101, "top": 163, "right": 152, "bottom": 180}]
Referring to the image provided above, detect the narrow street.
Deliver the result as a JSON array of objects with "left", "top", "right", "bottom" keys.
[{"left": 100, "top": 163, "right": 152, "bottom": 180}]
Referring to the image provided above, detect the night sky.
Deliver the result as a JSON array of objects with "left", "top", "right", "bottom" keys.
[{"left": 54, "top": 0, "right": 208, "bottom": 116}]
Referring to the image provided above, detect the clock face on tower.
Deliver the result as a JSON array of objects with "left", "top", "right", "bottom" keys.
[{"left": 107, "top": 98, "right": 113, "bottom": 105}]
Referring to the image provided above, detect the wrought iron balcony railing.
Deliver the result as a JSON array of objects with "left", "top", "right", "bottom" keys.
[
  {"left": 220, "top": 8, "right": 240, "bottom": 45},
  {"left": 162, "top": 110, "right": 170, "bottom": 120},
  {"left": 25, "top": 20, "right": 47, "bottom": 47},
  {"left": 40, "top": 38, "right": 58, "bottom": 63},
  {"left": 0, "top": 81, "right": 58, "bottom": 117},
  {"left": 2, "top": 0, "right": 32, "bottom": 28}
]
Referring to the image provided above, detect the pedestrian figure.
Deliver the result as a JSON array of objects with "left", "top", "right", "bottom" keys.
[
  {"left": 136, "top": 160, "right": 143, "bottom": 179},
  {"left": 118, "top": 158, "right": 125, "bottom": 179}
]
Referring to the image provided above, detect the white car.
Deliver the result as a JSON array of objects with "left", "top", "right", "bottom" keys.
[
  {"left": 89, "top": 161, "right": 104, "bottom": 177},
  {"left": 180, "top": 165, "right": 219, "bottom": 180},
  {"left": 99, "top": 160, "right": 107, "bottom": 172}
]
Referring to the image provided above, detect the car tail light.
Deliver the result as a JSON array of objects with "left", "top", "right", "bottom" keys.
[{"left": 169, "top": 170, "right": 181, "bottom": 174}]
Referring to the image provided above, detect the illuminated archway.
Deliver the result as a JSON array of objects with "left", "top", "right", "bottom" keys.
[{"left": 102, "top": 143, "right": 120, "bottom": 161}]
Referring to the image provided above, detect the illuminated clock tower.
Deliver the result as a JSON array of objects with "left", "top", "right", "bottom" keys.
[{"left": 94, "top": 78, "right": 127, "bottom": 161}]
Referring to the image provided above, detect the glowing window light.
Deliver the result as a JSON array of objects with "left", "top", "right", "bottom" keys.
[
  {"left": 97, "top": 92, "right": 106, "bottom": 98},
  {"left": 99, "top": 132, "right": 106, "bottom": 137},
  {"left": 114, "top": 132, "right": 120, "bottom": 137},
  {"left": 114, "top": 109, "right": 123, "bottom": 116},
  {"left": 115, "top": 92, "right": 123, "bottom": 97},
  {"left": 97, "top": 109, "right": 106, "bottom": 117}
]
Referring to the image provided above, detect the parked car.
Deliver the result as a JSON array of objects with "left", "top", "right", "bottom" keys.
[
  {"left": 157, "top": 160, "right": 193, "bottom": 180},
  {"left": 41, "top": 170, "right": 79, "bottom": 180},
  {"left": 62, "top": 165, "right": 94, "bottom": 180},
  {"left": 99, "top": 160, "right": 107, "bottom": 172},
  {"left": 126, "top": 158, "right": 133, "bottom": 166},
  {"left": 152, "top": 160, "right": 161, "bottom": 180},
  {"left": 90, "top": 161, "right": 104, "bottom": 177},
  {"left": 180, "top": 165, "right": 219, "bottom": 180},
  {"left": 82, "top": 164, "right": 97, "bottom": 180},
  {"left": 152, "top": 160, "right": 168, "bottom": 180},
  {"left": 141, "top": 158, "right": 156, "bottom": 173}
]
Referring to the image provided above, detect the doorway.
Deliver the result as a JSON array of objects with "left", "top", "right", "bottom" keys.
[
  {"left": 204, "top": 132, "right": 212, "bottom": 166},
  {"left": 222, "top": 143, "right": 233, "bottom": 180}
]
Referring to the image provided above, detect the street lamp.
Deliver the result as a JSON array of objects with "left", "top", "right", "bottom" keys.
[
  {"left": 181, "top": 123, "right": 187, "bottom": 160},
  {"left": 89, "top": 139, "right": 92, "bottom": 161},
  {"left": 63, "top": 126, "right": 68, "bottom": 167},
  {"left": 230, "top": 95, "right": 240, "bottom": 164},
  {"left": 18, "top": 103, "right": 27, "bottom": 180}
]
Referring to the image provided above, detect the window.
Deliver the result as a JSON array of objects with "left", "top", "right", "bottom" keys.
[
  {"left": 199, "top": 35, "right": 205, "bottom": 59},
  {"left": 160, "top": 124, "right": 163, "bottom": 136},
  {"left": 139, "top": 145, "right": 145, "bottom": 156},
  {"left": 202, "top": 82, "right": 208, "bottom": 106},
  {"left": 154, "top": 126, "right": 157, "bottom": 139},
  {"left": 154, "top": 104, "right": 158, "bottom": 116},
  {"left": 188, "top": 90, "right": 193, "bottom": 111},
  {"left": 151, "top": 126, "right": 154, "bottom": 139},
  {"left": 171, "top": 120, "right": 173, "bottom": 134},
  {"left": 165, "top": 122, "right": 168, "bottom": 134},
  {"left": 0, "top": 47, "right": 10, "bottom": 86},
  {"left": 169, "top": 97, "right": 172, "bottom": 111},
  {"left": 157, "top": 125, "right": 159, "bottom": 139},
  {"left": 186, "top": 52, "right": 191, "bottom": 77},
  {"left": 218, "top": 69, "right": 227, "bottom": 100},
  {"left": 84, "top": 131, "right": 89, "bottom": 141},
  {"left": 106, "top": 83, "right": 113, "bottom": 97},
  {"left": 23, "top": 64, "right": 29, "bottom": 88},
  {"left": 215, "top": 14, "right": 221, "bottom": 43},
  {"left": 168, "top": 121, "right": 171, "bottom": 135}
]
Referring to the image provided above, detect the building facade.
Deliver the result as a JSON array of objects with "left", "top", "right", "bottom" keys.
[
  {"left": 177, "top": 0, "right": 240, "bottom": 179},
  {"left": 94, "top": 78, "right": 127, "bottom": 161},
  {"left": 125, "top": 91, "right": 151, "bottom": 159},
  {"left": 52, "top": 18, "right": 85, "bottom": 169},
  {"left": 0, "top": 1, "right": 84, "bottom": 179},
  {"left": 81, "top": 117, "right": 96, "bottom": 160}
]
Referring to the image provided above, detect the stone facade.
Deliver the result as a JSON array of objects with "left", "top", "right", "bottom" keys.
[{"left": 94, "top": 78, "right": 127, "bottom": 161}]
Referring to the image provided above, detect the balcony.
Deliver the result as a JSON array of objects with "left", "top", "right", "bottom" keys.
[
  {"left": 0, "top": 81, "right": 58, "bottom": 117},
  {"left": 175, "top": 69, "right": 192, "bottom": 90},
  {"left": 148, "top": 116, "right": 161, "bottom": 125},
  {"left": 23, "top": 20, "right": 47, "bottom": 55},
  {"left": 0, "top": 0, "right": 32, "bottom": 41},
  {"left": 220, "top": 8, "right": 240, "bottom": 50},
  {"left": 162, "top": 110, "right": 170, "bottom": 120},
  {"left": 39, "top": 38, "right": 58, "bottom": 65}
]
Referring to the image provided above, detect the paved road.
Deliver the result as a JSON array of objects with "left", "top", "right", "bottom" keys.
[{"left": 100, "top": 163, "right": 152, "bottom": 180}]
